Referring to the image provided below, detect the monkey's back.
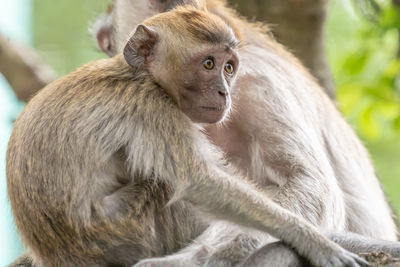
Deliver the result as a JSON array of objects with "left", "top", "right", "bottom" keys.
[{"left": 6, "top": 55, "right": 205, "bottom": 266}]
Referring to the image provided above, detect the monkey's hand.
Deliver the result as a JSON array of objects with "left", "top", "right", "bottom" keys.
[{"left": 314, "top": 248, "right": 369, "bottom": 267}]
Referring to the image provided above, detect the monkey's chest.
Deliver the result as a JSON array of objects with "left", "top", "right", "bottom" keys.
[{"left": 204, "top": 122, "right": 252, "bottom": 174}]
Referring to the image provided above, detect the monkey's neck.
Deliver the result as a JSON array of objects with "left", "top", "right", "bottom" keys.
[{"left": 109, "top": 54, "right": 150, "bottom": 81}]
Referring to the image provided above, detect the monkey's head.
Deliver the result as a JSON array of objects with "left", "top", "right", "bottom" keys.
[{"left": 124, "top": 6, "right": 240, "bottom": 123}]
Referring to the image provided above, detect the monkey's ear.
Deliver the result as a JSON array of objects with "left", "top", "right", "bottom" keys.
[
  {"left": 91, "top": 13, "right": 116, "bottom": 57},
  {"left": 124, "top": 25, "right": 158, "bottom": 68}
]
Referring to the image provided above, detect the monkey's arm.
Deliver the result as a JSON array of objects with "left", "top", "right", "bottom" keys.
[
  {"left": 328, "top": 232, "right": 400, "bottom": 258},
  {"left": 242, "top": 233, "right": 400, "bottom": 266}
]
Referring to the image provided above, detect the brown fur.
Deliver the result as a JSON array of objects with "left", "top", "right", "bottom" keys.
[{"left": 147, "top": 7, "right": 239, "bottom": 46}]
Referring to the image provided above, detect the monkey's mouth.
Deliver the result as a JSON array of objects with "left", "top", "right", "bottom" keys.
[{"left": 200, "top": 106, "right": 224, "bottom": 111}]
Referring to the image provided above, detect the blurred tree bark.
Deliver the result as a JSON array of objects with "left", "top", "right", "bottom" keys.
[{"left": 227, "top": 0, "right": 336, "bottom": 99}]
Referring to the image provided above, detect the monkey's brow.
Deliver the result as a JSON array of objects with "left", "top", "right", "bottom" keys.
[
  {"left": 228, "top": 39, "right": 240, "bottom": 49},
  {"left": 225, "top": 44, "right": 238, "bottom": 52}
]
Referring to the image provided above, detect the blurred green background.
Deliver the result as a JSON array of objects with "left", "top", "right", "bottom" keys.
[
  {"left": 326, "top": 0, "right": 400, "bottom": 213},
  {"left": 0, "top": 0, "right": 399, "bottom": 265},
  {"left": 33, "top": 0, "right": 110, "bottom": 74}
]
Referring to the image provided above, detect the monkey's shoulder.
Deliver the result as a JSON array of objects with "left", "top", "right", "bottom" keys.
[{"left": 25, "top": 56, "right": 162, "bottom": 109}]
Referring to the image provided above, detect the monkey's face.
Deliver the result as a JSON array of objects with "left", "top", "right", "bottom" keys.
[
  {"left": 123, "top": 9, "right": 240, "bottom": 125},
  {"left": 178, "top": 47, "right": 239, "bottom": 124}
]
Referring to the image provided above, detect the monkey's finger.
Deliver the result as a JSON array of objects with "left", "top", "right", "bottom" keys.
[
  {"left": 354, "top": 256, "right": 370, "bottom": 267},
  {"left": 344, "top": 253, "right": 370, "bottom": 267}
]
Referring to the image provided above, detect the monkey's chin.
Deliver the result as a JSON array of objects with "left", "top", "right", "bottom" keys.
[{"left": 187, "top": 107, "right": 228, "bottom": 124}]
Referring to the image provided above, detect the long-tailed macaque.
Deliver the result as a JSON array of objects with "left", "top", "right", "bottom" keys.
[
  {"left": 7, "top": 5, "right": 370, "bottom": 267},
  {"left": 91, "top": 0, "right": 400, "bottom": 266}
]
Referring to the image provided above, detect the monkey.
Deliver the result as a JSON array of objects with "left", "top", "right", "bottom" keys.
[
  {"left": 6, "top": 5, "right": 370, "bottom": 267},
  {"left": 91, "top": 0, "right": 400, "bottom": 266}
]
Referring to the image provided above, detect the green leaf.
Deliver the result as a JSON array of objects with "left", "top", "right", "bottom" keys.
[
  {"left": 381, "top": 5, "right": 400, "bottom": 29},
  {"left": 358, "top": 106, "right": 381, "bottom": 140},
  {"left": 342, "top": 49, "right": 370, "bottom": 75},
  {"left": 394, "top": 116, "right": 400, "bottom": 130}
]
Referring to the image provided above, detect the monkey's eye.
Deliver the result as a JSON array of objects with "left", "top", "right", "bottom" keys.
[
  {"left": 203, "top": 57, "right": 215, "bottom": 70},
  {"left": 224, "top": 62, "right": 234, "bottom": 75}
]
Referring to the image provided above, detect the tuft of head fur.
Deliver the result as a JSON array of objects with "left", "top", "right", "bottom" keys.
[{"left": 144, "top": 6, "right": 239, "bottom": 48}]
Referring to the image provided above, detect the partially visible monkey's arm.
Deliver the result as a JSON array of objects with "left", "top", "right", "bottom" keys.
[{"left": 328, "top": 232, "right": 400, "bottom": 258}]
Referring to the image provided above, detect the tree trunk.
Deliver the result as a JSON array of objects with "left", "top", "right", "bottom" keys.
[{"left": 228, "top": 0, "right": 336, "bottom": 99}]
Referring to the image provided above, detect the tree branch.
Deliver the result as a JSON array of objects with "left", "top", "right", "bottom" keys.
[{"left": 0, "top": 32, "right": 56, "bottom": 102}]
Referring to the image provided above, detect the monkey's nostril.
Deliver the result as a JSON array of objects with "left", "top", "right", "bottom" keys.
[{"left": 218, "top": 90, "right": 227, "bottom": 97}]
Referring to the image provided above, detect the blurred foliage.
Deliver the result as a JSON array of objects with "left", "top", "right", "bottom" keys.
[
  {"left": 33, "top": 0, "right": 109, "bottom": 75},
  {"left": 31, "top": 0, "right": 400, "bottom": 214},
  {"left": 327, "top": 0, "right": 400, "bottom": 214}
]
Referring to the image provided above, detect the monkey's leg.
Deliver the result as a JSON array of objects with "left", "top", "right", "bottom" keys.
[
  {"left": 205, "top": 233, "right": 259, "bottom": 267},
  {"left": 133, "top": 222, "right": 255, "bottom": 267},
  {"left": 241, "top": 241, "right": 306, "bottom": 267},
  {"left": 203, "top": 233, "right": 261, "bottom": 267}
]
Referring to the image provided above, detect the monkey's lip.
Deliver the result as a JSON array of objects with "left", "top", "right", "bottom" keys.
[{"left": 200, "top": 106, "right": 224, "bottom": 111}]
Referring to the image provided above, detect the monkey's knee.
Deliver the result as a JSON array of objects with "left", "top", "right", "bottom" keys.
[
  {"left": 204, "top": 234, "right": 259, "bottom": 267},
  {"left": 205, "top": 249, "right": 242, "bottom": 267},
  {"left": 241, "top": 242, "right": 306, "bottom": 267}
]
